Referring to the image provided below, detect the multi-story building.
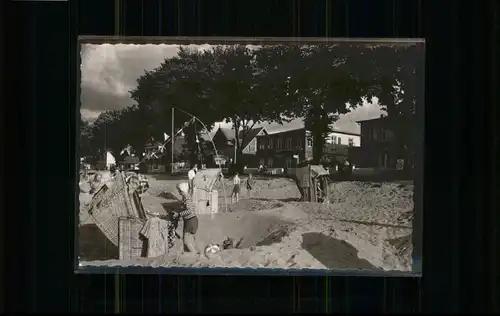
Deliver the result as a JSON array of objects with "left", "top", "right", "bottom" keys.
[
  {"left": 142, "top": 136, "right": 185, "bottom": 173},
  {"left": 255, "top": 125, "right": 361, "bottom": 168},
  {"left": 349, "top": 114, "right": 412, "bottom": 168},
  {"left": 209, "top": 126, "right": 267, "bottom": 167},
  {"left": 323, "top": 130, "right": 361, "bottom": 163},
  {"left": 256, "top": 127, "right": 313, "bottom": 169}
]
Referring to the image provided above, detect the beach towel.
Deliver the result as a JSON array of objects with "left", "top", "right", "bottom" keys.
[{"left": 139, "top": 217, "right": 176, "bottom": 257}]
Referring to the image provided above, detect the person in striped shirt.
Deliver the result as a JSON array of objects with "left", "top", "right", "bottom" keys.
[{"left": 176, "top": 182, "right": 199, "bottom": 253}]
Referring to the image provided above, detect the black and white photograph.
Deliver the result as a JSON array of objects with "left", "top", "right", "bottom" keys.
[{"left": 77, "top": 38, "right": 424, "bottom": 274}]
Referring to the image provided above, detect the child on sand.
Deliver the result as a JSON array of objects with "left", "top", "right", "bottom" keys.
[
  {"left": 231, "top": 172, "right": 241, "bottom": 203},
  {"left": 175, "top": 182, "right": 199, "bottom": 254},
  {"left": 246, "top": 173, "right": 254, "bottom": 198},
  {"left": 89, "top": 173, "right": 103, "bottom": 195}
]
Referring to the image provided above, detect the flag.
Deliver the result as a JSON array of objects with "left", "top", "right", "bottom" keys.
[
  {"left": 164, "top": 132, "right": 170, "bottom": 141},
  {"left": 120, "top": 144, "right": 132, "bottom": 156},
  {"left": 195, "top": 135, "right": 200, "bottom": 143}
]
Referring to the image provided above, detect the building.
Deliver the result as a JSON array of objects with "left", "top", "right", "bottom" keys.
[
  {"left": 142, "top": 136, "right": 185, "bottom": 173},
  {"left": 256, "top": 127, "right": 312, "bottom": 168},
  {"left": 326, "top": 130, "right": 361, "bottom": 148},
  {"left": 143, "top": 139, "right": 167, "bottom": 173},
  {"left": 349, "top": 114, "right": 412, "bottom": 168},
  {"left": 255, "top": 125, "right": 360, "bottom": 168},
  {"left": 323, "top": 130, "right": 361, "bottom": 164},
  {"left": 120, "top": 155, "right": 140, "bottom": 171},
  {"left": 209, "top": 126, "right": 267, "bottom": 167},
  {"left": 239, "top": 127, "right": 267, "bottom": 166}
]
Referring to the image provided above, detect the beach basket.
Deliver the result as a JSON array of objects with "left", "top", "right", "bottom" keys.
[
  {"left": 87, "top": 172, "right": 145, "bottom": 246},
  {"left": 118, "top": 216, "right": 147, "bottom": 260}
]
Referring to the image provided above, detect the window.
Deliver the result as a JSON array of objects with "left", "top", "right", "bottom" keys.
[
  {"left": 372, "top": 128, "right": 378, "bottom": 140},
  {"left": 267, "top": 157, "right": 274, "bottom": 168},
  {"left": 297, "top": 138, "right": 303, "bottom": 148},
  {"left": 259, "top": 158, "right": 265, "bottom": 166},
  {"left": 348, "top": 138, "right": 354, "bottom": 147},
  {"left": 258, "top": 139, "right": 265, "bottom": 149},
  {"left": 268, "top": 138, "right": 273, "bottom": 149},
  {"left": 307, "top": 138, "right": 312, "bottom": 147},
  {"left": 276, "top": 138, "right": 283, "bottom": 149},
  {"left": 331, "top": 135, "right": 337, "bottom": 144},
  {"left": 337, "top": 137, "right": 342, "bottom": 145},
  {"left": 286, "top": 138, "right": 293, "bottom": 149}
]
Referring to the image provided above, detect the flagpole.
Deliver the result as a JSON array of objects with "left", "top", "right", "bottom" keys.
[
  {"left": 171, "top": 107, "right": 174, "bottom": 174},
  {"left": 104, "top": 121, "right": 107, "bottom": 169}
]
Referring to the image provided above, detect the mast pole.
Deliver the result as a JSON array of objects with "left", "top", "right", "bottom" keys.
[{"left": 171, "top": 107, "right": 174, "bottom": 174}]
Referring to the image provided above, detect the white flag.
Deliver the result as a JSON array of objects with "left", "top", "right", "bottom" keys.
[{"left": 164, "top": 132, "right": 170, "bottom": 141}]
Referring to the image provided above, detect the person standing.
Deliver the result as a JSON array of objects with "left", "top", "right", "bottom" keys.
[
  {"left": 188, "top": 164, "right": 197, "bottom": 196},
  {"left": 246, "top": 173, "right": 254, "bottom": 198},
  {"left": 231, "top": 172, "right": 241, "bottom": 203},
  {"left": 175, "top": 182, "right": 199, "bottom": 254}
]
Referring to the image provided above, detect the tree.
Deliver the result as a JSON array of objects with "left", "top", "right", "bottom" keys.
[
  {"left": 367, "top": 44, "right": 422, "bottom": 169},
  {"left": 130, "top": 47, "right": 222, "bottom": 156},
  {"left": 88, "top": 105, "right": 146, "bottom": 160},
  {"left": 254, "top": 44, "right": 380, "bottom": 162},
  {"left": 208, "top": 45, "right": 288, "bottom": 165},
  {"left": 130, "top": 45, "right": 288, "bottom": 167},
  {"left": 79, "top": 117, "right": 93, "bottom": 157},
  {"left": 129, "top": 43, "right": 421, "bottom": 166}
]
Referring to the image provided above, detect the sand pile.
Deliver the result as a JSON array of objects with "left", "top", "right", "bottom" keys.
[
  {"left": 326, "top": 181, "right": 414, "bottom": 225},
  {"left": 211, "top": 177, "right": 301, "bottom": 201},
  {"left": 386, "top": 234, "right": 413, "bottom": 268},
  {"left": 226, "top": 199, "right": 285, "bottom": 213},
  {"left": 79, "top": 177, "right": 414, "bottom": 272}
]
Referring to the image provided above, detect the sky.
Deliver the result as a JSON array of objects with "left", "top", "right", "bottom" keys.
[{"left": 80, "top": 44, "right": 384, "bottom": 135}]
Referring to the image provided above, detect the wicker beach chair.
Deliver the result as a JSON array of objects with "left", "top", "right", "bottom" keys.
[
  {"left": 118, "top": 216, "right": 147, "bottom": 260},
  {"left": 87, "top": 172, "right": 146, "bottom": 247}
]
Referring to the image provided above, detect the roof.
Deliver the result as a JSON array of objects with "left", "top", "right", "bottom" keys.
[
  {"left": 356, "top": 115, "right": 389, "bottom": 124},
  {"left": 356, "top": 114, "right": 415, "bottom": 128},
  {"left": 122, "top": 156, "right": 140, "bottom": 164},
  {"left": 329, "top": 129, "right": 361, "bottom": 136},
  {"left": 214, "top": 126, "right": 266, "bottom": 149},
  {"left": 241, "top": 127, "right": 265, "bottom": 150},
  {"left": 199, "top": 132, "right": 214, "bottom": 142},
  {"left": 262, "top": 119, "right": 359, "bottom": 136},
  {"left": 295, "top": 164, "right": 329, "bottom": 179},
  {"left": 263, "top": 120, "right": 304, "bottom": 134}
]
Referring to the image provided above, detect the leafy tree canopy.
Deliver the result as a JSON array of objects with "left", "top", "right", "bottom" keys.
[{"left": 82, "top": 43, "right": 422, "bottom": 165}]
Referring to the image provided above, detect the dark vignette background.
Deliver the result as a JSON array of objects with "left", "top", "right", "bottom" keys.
[{"left": 5, "top": 0, "right": 498, "bottom": 313}]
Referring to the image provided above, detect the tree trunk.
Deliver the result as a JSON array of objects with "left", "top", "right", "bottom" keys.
[
  {"left": 236, "top": 149, "right": 244, "bottom": 172},
  {"left": 308, "top": 106, "right": 328, "bottom": 164}
]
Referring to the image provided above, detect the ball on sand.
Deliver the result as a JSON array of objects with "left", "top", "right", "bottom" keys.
[{"left": 204, "top": 244, "right": 221, "bottom": 255}]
